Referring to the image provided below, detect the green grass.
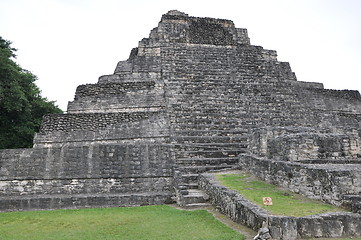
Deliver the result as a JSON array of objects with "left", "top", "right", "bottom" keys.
[
  {"left": 216, "top": 173, "right": 347, "bottom": 217},
  {"left": 0, "top": 205, "right": 245, "bottom": 240}
]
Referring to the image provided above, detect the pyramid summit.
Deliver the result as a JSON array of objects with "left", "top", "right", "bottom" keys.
[{"left": 1, "top": 10, "right": 361, "bottom": 238}]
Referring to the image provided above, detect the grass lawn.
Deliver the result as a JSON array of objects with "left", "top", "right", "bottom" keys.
[
  {"left": 0, "top": 205, "right": 245, "bottom": 240},
  {"left": 216, "top": 173, "right": 347, "bottom": 217}
]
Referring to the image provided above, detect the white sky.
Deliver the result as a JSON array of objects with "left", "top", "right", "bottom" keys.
[{"left": 1, "top": 0, "right": 361, "bottom": 111}]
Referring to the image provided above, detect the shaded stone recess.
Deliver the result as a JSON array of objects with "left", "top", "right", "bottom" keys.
[
  {"left": 39, "top": 112, "right": 159, "bottom": 133},
  {"left": 74, "top": 82, "right": 156, "bottom": 99},
  {"left": 68, "top": 78, "right": 164, "bottom": 114},
  {"left": 199, "top": 172, "right": 361, "bottom": 240},
  {"left": 0, "top": 10, "right": 361, "bottom": 219}
]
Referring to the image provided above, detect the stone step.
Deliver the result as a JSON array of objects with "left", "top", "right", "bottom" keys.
[
  {"left": 171, "top": 119, "right": 263, "bottom": 128},
  {"left": 171, "top": 109, "right": 250, "bottom": 116},
  {"left": 181, "top": 174, "right": 199, "bottom": 184},
  {"left": 171, "top": 104, "right": 299, "bottom": 111},
  {"left": 178, "top": 189, "right": 209, "bottom": 207},
  {"left": 172, "top": 123, "right": 249, "bottom": 131},
  {"left": 175, "top": 150, "right": 243, "bottom": 159},
  {"left": 181, "top": 165, "right": 237, "bottom": 183},
  {"left": 189, "top": 78, "right": 283, "bottom": 85},
  {"left": 174, "top": 142, "right": 247, "bottom": 151},
  {"left": 172, "top": 136, "right": 248, "bottom": 144},
  {"left": 169, "top": 96, "right": 301, "bottom": 105},
  {"left": 170, "top": 113, "right": 250, "bottom": 120},
  {"left": 184, "top": 183, "right": 199, "bottom": 189},
  {"left": 170, "top": 116, "right": 302, "bottom": 128},
  {"left": 171, "top": 118, "right": 242, "bottom": 125},
  {"left": 182, "top": 202, "right": 212, "bottom": 208},
  {"left": 176, "top": 157, "right": 239, "bottom": 166},
  {"left": 166, "top": 88, "right": 298, "bottom": 97},
  {"left": 179, "top": 165, "right": 238, "bottom": 174},
  {"left": 173, "top": 130, "right": 248, "bottom": 137}
]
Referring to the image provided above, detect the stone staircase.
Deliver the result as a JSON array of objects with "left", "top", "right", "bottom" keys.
[
  {"left": 175, "top": 188, "right": 210, "bottom": 208},
  {"left": 157, "top": 24, "right": 361, "bottom": 208},
  {"left": 172, "top": 127, "right": 248, "bottom": 207}
]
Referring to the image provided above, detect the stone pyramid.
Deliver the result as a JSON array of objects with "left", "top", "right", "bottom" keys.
[{"left": 1, "top": 10, "right": 360, "bottom": 211}]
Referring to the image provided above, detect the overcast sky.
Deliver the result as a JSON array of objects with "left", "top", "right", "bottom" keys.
[{"left": 1, "top": 0, "right": 360, "bottom": 111}]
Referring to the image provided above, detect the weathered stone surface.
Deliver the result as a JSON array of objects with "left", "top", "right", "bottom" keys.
[
  {"left": 0, "top": 144, "right": 172, "bottom": 192},
  {"left": 39, "top": 112, "right": 160, "bottom": 134},
  {"left": 249, "top": 127, "right": 361, "bottom": 161},
  {"left": 34, "top": 113, "right": 168, "bottom": 146},
  {"left": 0, "top": 192, "right": 172, "bottom": 212},
  {"left": 0, "top": 11, "right": 360, "bottom": 234}
]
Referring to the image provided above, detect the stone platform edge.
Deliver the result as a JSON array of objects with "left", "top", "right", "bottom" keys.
[
  {"left": 0, "top": 192, "right": 173, "bottom": 212},
  {"left": 199, "top": 172, "right": 361, "bottom": 240}
]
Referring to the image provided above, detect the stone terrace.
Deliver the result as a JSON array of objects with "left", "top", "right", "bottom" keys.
[{"left": 0, "top": 10, "right": 360, "bottom": 221}]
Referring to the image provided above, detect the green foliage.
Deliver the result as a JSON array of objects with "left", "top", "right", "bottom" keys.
[
  {"left": 0, "top": 36, "right": 62, "bottom": 149},
  {"left": 216, "top": 173, "right": 346, "bottom": 217},
  {"left": 0, "top": 205, "right": 245, "bottom": 240}
]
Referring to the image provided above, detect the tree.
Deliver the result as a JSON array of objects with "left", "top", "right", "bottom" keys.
[{"left": 0, "top": 36, "right": 62, "bottom": 149}]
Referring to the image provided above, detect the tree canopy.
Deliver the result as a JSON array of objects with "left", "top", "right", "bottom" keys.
[{"left": 0, "top": 36, "right": 62, "bottom": 149}]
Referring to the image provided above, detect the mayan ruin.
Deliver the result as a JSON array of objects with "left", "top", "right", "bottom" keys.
[{"left": 1, "top": 10, "right": 360, "bottom": 239}]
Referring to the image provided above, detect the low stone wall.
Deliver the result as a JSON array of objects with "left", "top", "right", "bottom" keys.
[
  {"left": 238, "top": 154, "right": 361, "bottom": 207},
  {"left": 0, "top": 192, "right": 171, "bottom": 212},
  {"left": 0, "top": 143, "right": 174, "bottom": 211},
  {"left": 199, "top": 172, "right": 361, "bottom": 240}
]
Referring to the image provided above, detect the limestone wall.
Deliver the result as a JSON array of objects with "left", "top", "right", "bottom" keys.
[
  {"left": 67, "top": 80, "right": 164, "bottom": 113},
  {"left": 73, "top": 82, "right": 156, "bottom": 99},
  {"left": 0, "top": 142, "right": 174, "bottom": 211},
  {"left": 2, "top": 10, "right": 361, "bottom": 212},
  {"left": 0, "top": 193, "right": 171, "bottom": 212},
  {"left": 249, "top": 127, "right": 361, "bottom": 161},
  {"left": 34, "top": 112, "right": 168, "bottom": 146},
  {"left": 39, "top": 112, "right": 158, "bottom": 134},
  {"left": 298, "top": 88, "right": 361, "bottom": 112},
  {"left": 0, "top": 143, "right": 173, "bottom": 193},
  {"left": 268, "top": 133, "right": 360, "bottom": 161}
]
